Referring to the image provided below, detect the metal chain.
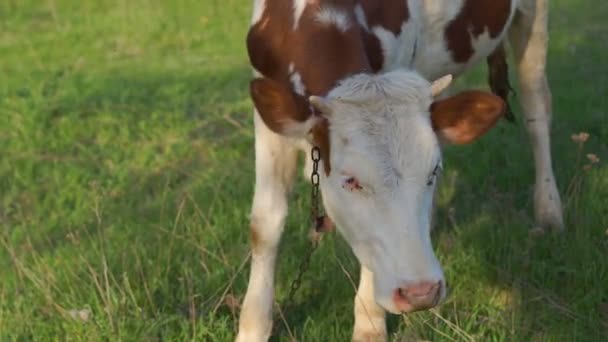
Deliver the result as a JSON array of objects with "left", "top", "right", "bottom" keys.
[
  {"left": 310, "top": 146, "right": 322, "bottom": 230},
  {"left": 272, "top": 146, "right": 323, "bottom": 337}
]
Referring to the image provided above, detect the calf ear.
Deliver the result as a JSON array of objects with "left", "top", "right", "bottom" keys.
[
  {"left": 430, "top": 90, "right": 505, "bottom": 144},
  {"left": 250, "top": 78, "right": 321, "bottom": 137}
]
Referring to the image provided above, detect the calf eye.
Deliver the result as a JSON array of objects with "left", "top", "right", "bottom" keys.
[{"left": 343, "top": 176, "right": 363, "bottom": 191}]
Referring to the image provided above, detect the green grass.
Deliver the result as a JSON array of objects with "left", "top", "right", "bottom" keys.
[{"left": 1, "top": 0, "right": 606, "bottom": 340}]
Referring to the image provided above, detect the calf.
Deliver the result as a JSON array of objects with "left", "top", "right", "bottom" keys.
[{"left": 238, "top": 0, "right": 563, "bottom": 341}]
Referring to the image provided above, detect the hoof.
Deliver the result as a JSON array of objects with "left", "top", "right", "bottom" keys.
[
  {"left": 534, "top": 179, "right": 565, "bottom": 232},
  {"left": 535, "top": 211, "right": 564, "bottom": 232}
]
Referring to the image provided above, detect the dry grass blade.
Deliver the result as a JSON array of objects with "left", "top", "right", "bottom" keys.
[
  {"left": 211, "top": 253, "right": 251, "bottom": 316},
  {"left": 274, "top": 303, "right": 297, "bottom": 341},
  {"left": 428, "top": 308, "right": 474, "bottom": 342},
  {"left": 0, "top": 235, "right": 69, "bottom": 318}
]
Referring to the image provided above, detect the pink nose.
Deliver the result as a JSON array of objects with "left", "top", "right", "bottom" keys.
[{"left": 393, "top": 281, "right": 442, "bottom": 312}]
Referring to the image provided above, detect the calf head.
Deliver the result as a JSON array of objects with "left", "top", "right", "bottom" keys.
[{"left": 251, "top": 70, "right": 504, "bottom": 313}]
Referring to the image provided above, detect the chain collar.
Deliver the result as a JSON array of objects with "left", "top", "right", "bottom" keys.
[
  {"left": 272, "top": 145, "right": 328, "bottom": 336},
  {"left": 310, "top": 145, "right": 326, "bottom": 232}
]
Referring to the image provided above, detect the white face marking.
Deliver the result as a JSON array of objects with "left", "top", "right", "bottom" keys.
[
  {"left": 315, "top": 6, "right": 351, "bottom": 32},
  {"left": 251, "top": 0, "right": 266, "bottom": 25},
  {"left": 316, "top": 70, "right": 446, "bottom": 313}
]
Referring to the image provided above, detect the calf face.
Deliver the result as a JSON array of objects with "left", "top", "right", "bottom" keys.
[{"left": 251, "top": 69, "right": 504, "bottom": 313}]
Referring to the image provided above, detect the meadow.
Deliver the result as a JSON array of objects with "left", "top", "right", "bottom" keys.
[{"left": 1, "top": 0, "right": 607, "bottom": 340}]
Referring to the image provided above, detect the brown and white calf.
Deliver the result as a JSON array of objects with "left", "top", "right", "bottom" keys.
[{"left": 238, "top": 0, "right": 563, "bottom": 340}]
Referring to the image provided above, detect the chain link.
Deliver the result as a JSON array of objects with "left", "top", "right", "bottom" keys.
[
  {"left": 310, "top": 146, "right": 322, "bottom": 229},
  {"left": 272, "top": 146, "right": 324, "bottom": 337}
]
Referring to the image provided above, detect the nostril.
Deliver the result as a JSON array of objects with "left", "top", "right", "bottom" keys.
[
  {"left": 406, "top": 282, "right": 436, "bottom": 297},
  {"left": 394, "top": 281, "right": 442, "bottom": 312}
]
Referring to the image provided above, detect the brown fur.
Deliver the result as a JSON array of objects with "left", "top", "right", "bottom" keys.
[
  {"left": 248, "top": 0, "right": 513, "bottom": 172},
  {"left": 431, "top": 91, "right": 505, "bottom": 144},
  {"left": 445, "top": 0, "right": 512, "bottom": 63},
  {"left": 358, "top": 0, "right": 410, "bottom": 35}
]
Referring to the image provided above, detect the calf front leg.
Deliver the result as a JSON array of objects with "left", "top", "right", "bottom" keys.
[
  {"left": 352, "top": 266, "right": 387, "bottom": 342},
  {"left": 509, "top": 0, "right": 564, "bottom": 231},
  {"left": 237, "top": 111, "right": 298, "bottom": 342}
]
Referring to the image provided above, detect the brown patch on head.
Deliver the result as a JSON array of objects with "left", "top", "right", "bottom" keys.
[
  {"left": 445, "top": 0, "right": 512, "bottom": 63},
  {"left": 359, "top": 0, "right": 410, "bottom": 35}
]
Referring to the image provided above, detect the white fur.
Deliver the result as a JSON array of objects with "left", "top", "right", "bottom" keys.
[
  {"left": 393, "top": 0, "right": 464, "bottom": 79},
  {"left": 237, "top": 111, "right": 299, "bottom": 342},
  {"left": 466, "top": 0, "right": 517, "bottom": 68},
  {"left": 319, "top": 70, "right": 445, "bottom": 313},
  {"left": 353, "top": 266, "right": 387, "bottom": 341},
  {"left": 281, "top": 114, "right": 321, "bottom": 137},
  {"left": 290, "top": 71, "right": 306, "bottom": 96},
  {"left": 292, "top": 0, "right": 308, "bottom": 30},
  {"left": 509, "top": 0, "right": 563, "bottom": 230},
  {"left": 354, "top": 4, "right": 368, "bottom": 31},
  {"left": 371, "top": 1, "right": 422, "bottom": 70},
  {"left": 251, "top": 0, "right": 266, "bottom": 25},
  {"left": 315, "top": 6, "right": 351, "bottom": 32},
  {"left": 288, "top": 63, "right": 307, "bottom": 95},
  {"left": 371, "top": 26, "right": 399, "bottom": 69}
]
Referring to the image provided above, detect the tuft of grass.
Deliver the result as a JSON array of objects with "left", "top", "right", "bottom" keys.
[{"left": 1, "top": 0, "right": 607, "bottom": 341}]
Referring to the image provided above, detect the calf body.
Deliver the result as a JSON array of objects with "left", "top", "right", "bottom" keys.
[{"left": 239, "top": 0, "right": 562, "bottom": 340}]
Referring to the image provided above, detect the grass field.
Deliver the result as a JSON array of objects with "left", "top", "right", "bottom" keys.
[{"left": 1, "top": 0, "right": 607, "bottom": 340}]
